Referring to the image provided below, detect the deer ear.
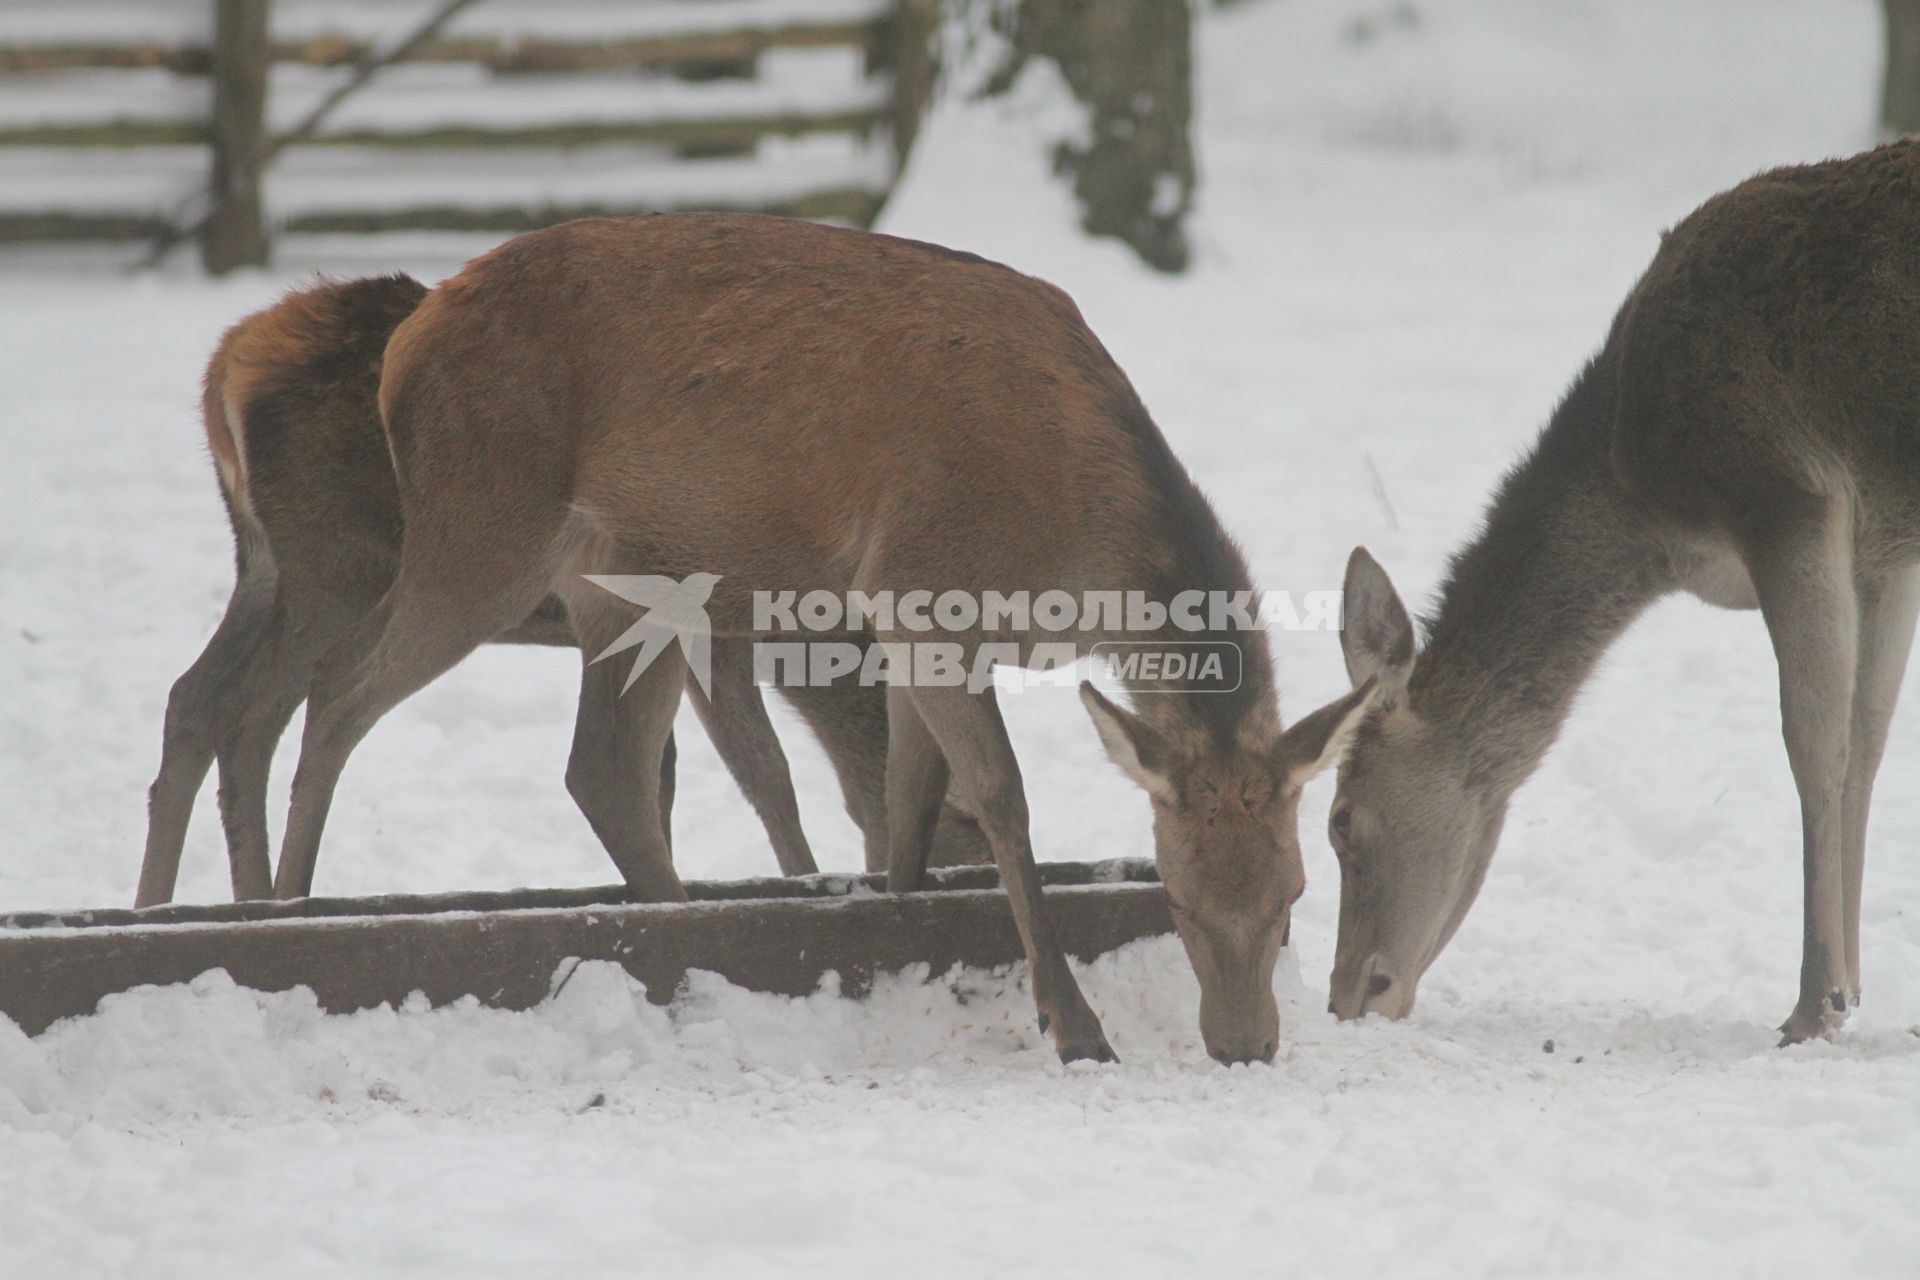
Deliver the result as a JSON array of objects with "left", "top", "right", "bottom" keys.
[
  {"left": 1080, "top": 682, "right": 1176, "bottom": 801},
  {"left": 1276, "top": 679, "right": 1377, "bottom": 789},
  {"left": 1341, "top": 547, "right": 1414, "bottom": 690}
]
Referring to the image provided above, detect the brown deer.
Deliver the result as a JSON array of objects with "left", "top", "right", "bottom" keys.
[
  {"left": 268, "top": 215, "right": 1371, "bottom": 1064},
  {"left": 138, "top": 274, "right": 989, "bottom": 909},
  {"left": 1328, "top": 141, "right": 1920, "bottom": 1044}
]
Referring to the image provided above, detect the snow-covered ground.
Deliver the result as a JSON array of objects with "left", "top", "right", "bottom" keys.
[{"left": 3, "top": 1, "right": 1918, "bottom": 1275}]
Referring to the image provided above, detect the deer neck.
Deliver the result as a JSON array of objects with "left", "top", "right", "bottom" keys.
[
  {"left": 1410, "top": 355, "right": 1678, "bottom": 793},
  {"left": 1107, "top": 398, "right": 1281, "bottom": 749}
]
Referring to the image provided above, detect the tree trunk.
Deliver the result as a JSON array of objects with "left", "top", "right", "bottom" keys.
[
  {"left": 202, "top": 0, "right": 270, "bottom": 274},
  {"left": 1883, "top": 0, "right": 1920, "bottom": 136},
  {"left": 883, "top": 0, "right": 940, "bottom": 173},
  {"left": 999, "top": 0, "right": 1196, "bottom": 273}
]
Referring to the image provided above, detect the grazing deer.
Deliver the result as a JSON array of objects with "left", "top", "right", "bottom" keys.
[
  {"left": 270, "top": 215, "right": 1370, "bottom": 1064},
  {"left": 138, "top": 274, "right": 988, "bottom": 909},
  {"left": 1328, "top": 141, "right": 1920, "bottom": 1043}
]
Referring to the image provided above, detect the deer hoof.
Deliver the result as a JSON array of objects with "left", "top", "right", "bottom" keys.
[
  {"left": 1777, "top": 990, "right": 1850, "bottom": 1046},
  {"left": 1057, "top": 1034, "right": 1119, "bottom": 1066}
]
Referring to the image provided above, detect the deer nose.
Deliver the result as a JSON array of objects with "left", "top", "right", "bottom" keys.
[
  {"left": 1356, "top": 955, "right": 1413, "bottom": 1020},
  {"left": 1331, "top": 953, "right": 1401, "bottom": 1021},
  {"left": 1209, "top": 1038, "right": 1278, "bottom": 1067}
]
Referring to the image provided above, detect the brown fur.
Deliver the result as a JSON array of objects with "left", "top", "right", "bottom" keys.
[
  {"left": 140, "top": 276, "right": 427, "bottom": 907},
  {"left": 277, "top": 215, "right": 1368, "bottom": 1064},
  {"left": 378, "top": 218, "right": 1246, "bottom": 642},
  {"left": 138, "top": 271, "right": 988, "bottom": 909}
]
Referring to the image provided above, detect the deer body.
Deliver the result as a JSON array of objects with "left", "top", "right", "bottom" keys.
[
  {"left": 139, "top": 272, "right": 989, "bottom": 909},
  {"left": 276, "top": 215, "right": 1368, "bottom": 1064},
  {"left": 1331, "top": 141, "right": 1920, "bottom": 1042}
]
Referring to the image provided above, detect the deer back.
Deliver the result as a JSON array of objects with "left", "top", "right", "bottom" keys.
[{"left": 378, "top": 216, "right": 1221, "bottom": 634}]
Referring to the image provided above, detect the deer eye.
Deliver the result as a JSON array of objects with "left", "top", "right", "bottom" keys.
[{"left": 1329, "top": 807, "right": 1353, "bottom": 851}]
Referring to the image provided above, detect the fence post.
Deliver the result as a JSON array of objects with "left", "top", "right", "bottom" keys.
[
  {"left": 886, "top": 0, "right": 939, "bottom": 173},
  {"left": 202, "top": 0, "right": 270, "bottom": 273},
  {"left": 1886, "top": 0, "right": 1920, "bottom": 136}
]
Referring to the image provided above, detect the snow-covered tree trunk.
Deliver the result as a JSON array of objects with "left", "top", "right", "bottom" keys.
[
  {"left": 1883, "top": 0, "right": 1920, "bottom": 136},
  {"left": 996, "top": 0, "right": 1195, "bottom": 273}
]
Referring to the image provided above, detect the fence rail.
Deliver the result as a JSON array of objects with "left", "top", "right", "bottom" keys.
[{"left": 0, "top": 0, "right": 936, "bottom": 266}]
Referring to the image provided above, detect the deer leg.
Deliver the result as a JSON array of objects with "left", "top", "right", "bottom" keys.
[
  {"left": 275, "top": 556, "right": 555, "bottom": 899},
  {"left": 901, "top": 681, "right": 1116, "bottom": 1064},
  {"left": 1747, "top": 508, "right": 1858, "bottom": 1044},
  {"left": 659, "top": 730, "right": 677, "bottom": 858},
  {"left": 685, "top": 639, "right": 817, "bottom": 876},
  {"left": 884, "top": 682, "right": 949, "bottom": 893},
  {"left": 564, "top": 634, "right": 689, "bottom": 904},
  {"left": 779, "top": 676, "right": 992, "bottom": 872},
  {"left": 1839, "top": 565, "right": 1920, "bottom": 1002},
  {"left": 925, "top": 796, "right": 993, "bottom": 869},
  {"left": 137, "top": 574, "right": 276, "bottom": 907},
  {"left": 214, "top": 686, "right": 305, "bottom": 901},
  {"left": 778, "top": 680, "right": 890, "bottom": 871},
  {"left": 210, "top": 602, "right": 316, "bottom": 902}
]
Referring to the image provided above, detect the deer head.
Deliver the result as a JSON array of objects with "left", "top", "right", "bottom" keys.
[
  {"left": 1325, "top": 548, "right": 1510, "bottom": 1021},
  {"left": 1081, "top": 679, "right": 1374, "bottom": 1063}
]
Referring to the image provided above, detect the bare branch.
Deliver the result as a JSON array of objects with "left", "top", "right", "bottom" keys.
[{"left": 140, "top": 0, "right": 488, "bottom": 270}]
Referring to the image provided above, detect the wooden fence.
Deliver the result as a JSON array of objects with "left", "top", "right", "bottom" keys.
[{"left": 0, "top": 0, "right": 938, "bottom": 268}]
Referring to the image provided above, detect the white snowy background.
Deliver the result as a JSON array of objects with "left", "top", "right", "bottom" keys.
[{"left": 3, "top": 1, "right": 1918, "bottom": 1275}]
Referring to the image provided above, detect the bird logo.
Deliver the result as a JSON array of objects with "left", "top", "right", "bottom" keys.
[{"left": 581, "top": 572, "right": 722, "bottom": 696}]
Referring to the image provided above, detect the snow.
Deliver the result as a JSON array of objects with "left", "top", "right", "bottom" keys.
[
  {"left": 0, "top": 55, "right": 889, "bottom": 132},
  {"left": 3, "top": 0, "right": 895, "bottom": 45},
  {"left": 2, "top": 0, "right": 1918, "bottom": 1275},
  {"left": 0, "top": 136, "right": 895, "bottom": 220}
]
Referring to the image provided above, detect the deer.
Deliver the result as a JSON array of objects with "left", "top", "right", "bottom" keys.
[
  {"left": 138, "top": 273, "right": 990, "bottom": 910},
  {"left": 265, "top": 214, "right": 1373, "bottom": 1065},
  {"left": 1327, "top": 140, "right": 1920, "bottom": 1044}
]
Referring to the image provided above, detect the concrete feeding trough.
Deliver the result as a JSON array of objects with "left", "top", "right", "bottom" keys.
[{"left": 0, "top": 859, "right": 1172, "bottom": 1036}]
